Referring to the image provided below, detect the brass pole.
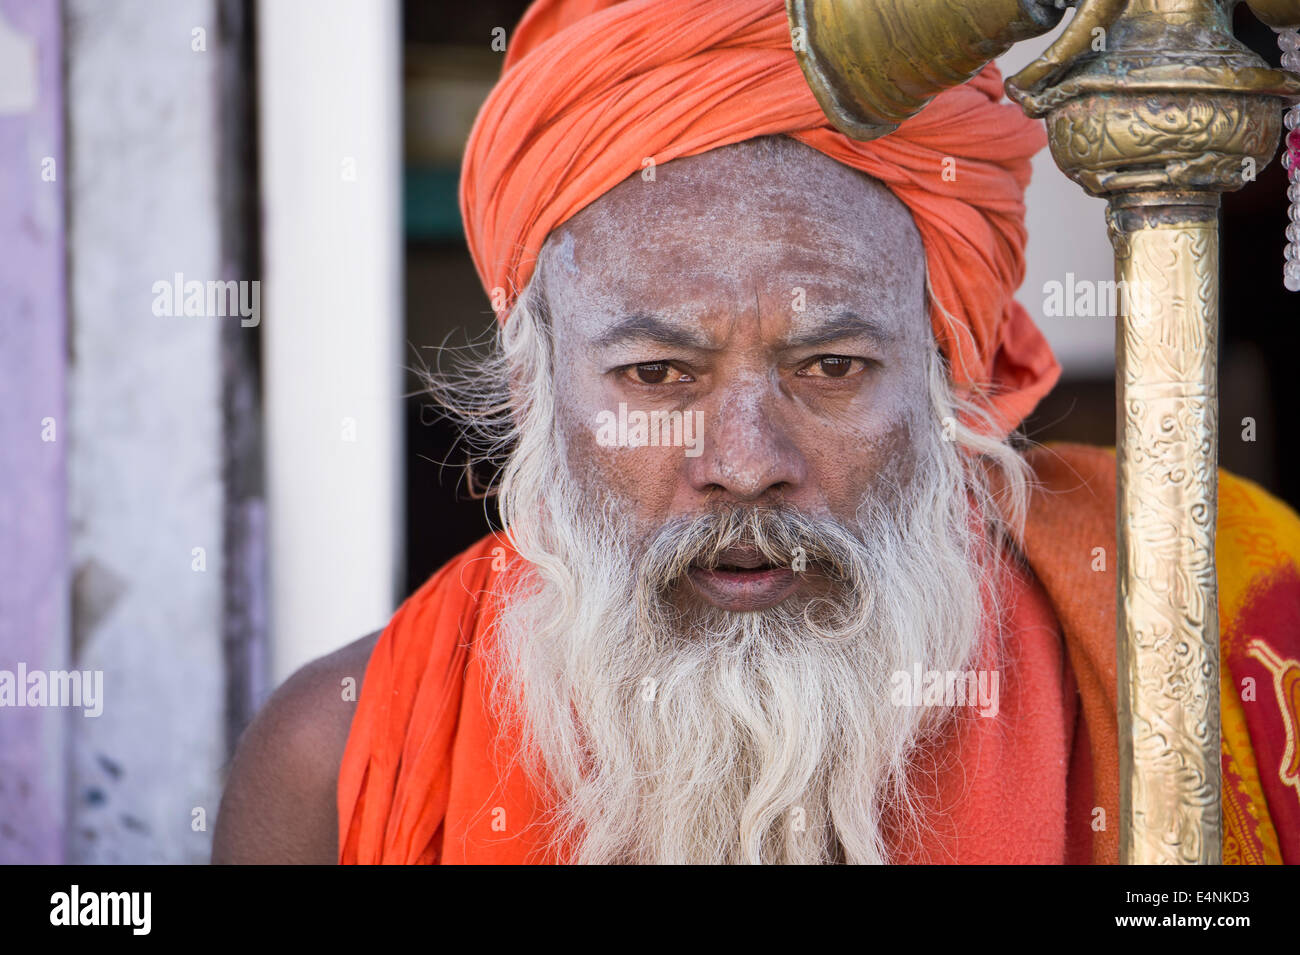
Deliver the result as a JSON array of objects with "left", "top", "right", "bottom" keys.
[
  {"left": 1010, "top": 0, "right": 1300, "bottom": 863},
  {"left": 1110, "top": 195, "right": 1222, "bottom": 863},
  {"left": 788, "top": 0, "right": 1300, "bottom": 863}
]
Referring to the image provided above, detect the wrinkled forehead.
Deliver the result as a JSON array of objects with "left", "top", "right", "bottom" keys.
[{"left": 536, "top": 136, "right": 928, "bottom": 343}]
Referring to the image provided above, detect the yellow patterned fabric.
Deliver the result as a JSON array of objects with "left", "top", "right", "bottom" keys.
[
  {"left": 1019, "top": 443, "right": 1300, "bottom": 863},
  {"left": 1217, "top": 471, "right": 1300, "bottom": 864}
]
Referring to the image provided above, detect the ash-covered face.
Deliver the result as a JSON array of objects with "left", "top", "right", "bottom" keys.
[{"left": 537, "top": 135, "right": 931, "bottom": 613}]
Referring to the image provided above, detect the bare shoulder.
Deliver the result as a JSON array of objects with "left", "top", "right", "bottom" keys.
[{"left": 211, "top": 630, "right": 381, "bottom": 864}]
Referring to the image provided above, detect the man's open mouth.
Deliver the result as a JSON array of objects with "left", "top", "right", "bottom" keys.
[
  {"left": 711, "top": 550, "right": 775, "bottom": 572},
  {"left": 687, "top": 545, "right": 799, "bottom": 612}
]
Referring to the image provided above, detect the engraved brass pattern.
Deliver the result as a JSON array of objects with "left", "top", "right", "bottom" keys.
[
  {"left": 1114, "top": 215, "right": 1222, "bottom": 865},
  {"left": 1046, "top": 93, "right": 1281, "bottom": 195}
]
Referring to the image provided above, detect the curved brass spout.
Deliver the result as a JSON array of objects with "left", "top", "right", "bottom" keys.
[
  {"left": 785, "top": 0, "right": 1064, "bottom": 140},
  {"left": 1246, "top": 0, "right": 1300, "bottom": 28}
]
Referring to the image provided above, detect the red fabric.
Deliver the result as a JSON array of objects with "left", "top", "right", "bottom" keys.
[
  {"left": 1225, "top": 566, "right": 1300, "bottom": 863},
  {"left": 459, "top": 0, "right": 1061, "bottom": 439},
  {"left": 885, "top": 556, "right": 1076, "bottom": 864}
]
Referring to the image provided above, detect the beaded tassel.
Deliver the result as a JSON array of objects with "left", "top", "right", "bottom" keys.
[{"left": 1280, "top": 27, "right": 1300, "bottom": 291}]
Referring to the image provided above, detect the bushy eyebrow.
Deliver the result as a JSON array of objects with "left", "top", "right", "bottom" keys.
[
  {"left": 593, "top": 313, "right": 713, "bottom": 351},
  {"left": 784, "top": 311, "right": 897, "bottom": 349},
  {"left": 593, "top": 309, "right": 896, "bottom": 353}
]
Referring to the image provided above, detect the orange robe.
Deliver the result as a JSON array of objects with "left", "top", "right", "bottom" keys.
[{"left": 338, "top": 443, "right": 1300, "bottom": 864}]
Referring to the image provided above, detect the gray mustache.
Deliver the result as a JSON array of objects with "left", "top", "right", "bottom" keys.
[{"left": 638, "top": 506, "right": 861, "bottom": 585}]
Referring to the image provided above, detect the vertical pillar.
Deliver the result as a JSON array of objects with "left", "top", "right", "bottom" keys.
[
  {"left": 256, "top": 0, "right": 403, "bottom": 683},
  {"left": 1111, "top": 196, "right": 1222, "bottom": 864},
  {"left": 65, "top": 0, "right": 228, "bottom": 863}
]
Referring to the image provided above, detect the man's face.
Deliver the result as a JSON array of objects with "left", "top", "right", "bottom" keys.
[{"left": 540, "top": 136, "right": 931, "bottom": 613}]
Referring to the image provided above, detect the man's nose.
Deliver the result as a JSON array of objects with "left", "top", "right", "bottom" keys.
[{"left": 685, "top": 387, "right": 807, "bottom": 502}]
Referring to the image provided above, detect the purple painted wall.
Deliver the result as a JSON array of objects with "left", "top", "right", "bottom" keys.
[{"left": 0, "top": 0, "right": 67, "bottom": 864}]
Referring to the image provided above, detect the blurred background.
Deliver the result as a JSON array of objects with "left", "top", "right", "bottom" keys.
[{"left": 1, "top": 0, "right": 1296, "bottom": 863}]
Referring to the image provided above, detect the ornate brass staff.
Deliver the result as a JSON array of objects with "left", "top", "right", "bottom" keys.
[{"left": 787, "top": 0, "right": 1300, "bottom": 863}]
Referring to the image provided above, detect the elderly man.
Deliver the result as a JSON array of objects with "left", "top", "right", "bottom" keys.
[{"left": 213, "top": 0, "right": 1300, "bottom": 865}]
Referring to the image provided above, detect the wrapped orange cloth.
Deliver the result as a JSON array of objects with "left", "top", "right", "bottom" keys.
[{"left": 459, "top": 0, "right": 1060, "bottom": 440}]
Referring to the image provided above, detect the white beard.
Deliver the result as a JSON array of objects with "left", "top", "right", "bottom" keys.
[
  {"left": 415, "top": 277, "right": 1031, "bottom": 866},
  {"left": 484, "top": 375, "right": 1005, "bottom": 865}
]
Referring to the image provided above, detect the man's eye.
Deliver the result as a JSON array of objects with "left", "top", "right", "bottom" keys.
[
  {"left": 624, "top": 362, "right": 693, "bottom": 385},
  {"left": 798, "top": 356, "right": 864, "bottom": 379}
]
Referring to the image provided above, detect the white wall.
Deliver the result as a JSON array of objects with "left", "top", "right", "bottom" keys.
[
  {"left": 998, "top": 12, "right": 1117, "bottom": 378},
  {"left": 66, "top": 0, "right": 225, "bottom": 863}
]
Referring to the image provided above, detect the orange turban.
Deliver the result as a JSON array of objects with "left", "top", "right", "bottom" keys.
[{"left": 459, "top": 0, "right": 1061, "bottom": 438}]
